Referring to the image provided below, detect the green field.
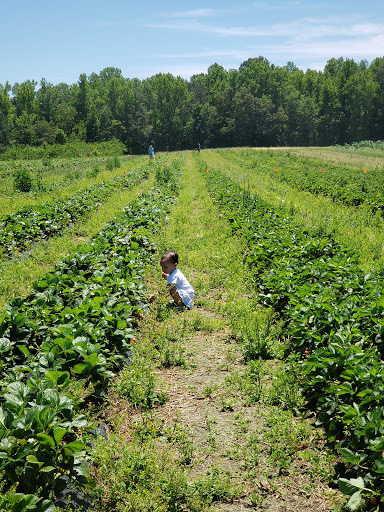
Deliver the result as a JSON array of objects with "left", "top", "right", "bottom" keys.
[{"left": 1, "top": 147, "right": 384, "bottom": 511}]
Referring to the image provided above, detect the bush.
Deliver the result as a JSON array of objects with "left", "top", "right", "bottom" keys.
[
  {"left": 105, "top": 155, "right": 121, "bottom": 170},
  {"left": 14, "top": 167, "right": 33, "bottom": 192},
  {"left": 86, "top": 165, "right": 101, "bottom": 178}
]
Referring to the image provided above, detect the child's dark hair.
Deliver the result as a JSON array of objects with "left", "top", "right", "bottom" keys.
[{"left": 161, "top": 250, "right": 178, "bottom": 264}]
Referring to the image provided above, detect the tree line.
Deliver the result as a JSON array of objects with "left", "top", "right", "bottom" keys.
[{"left": 0, "top": 56, "right": 383, "bottom": 154}]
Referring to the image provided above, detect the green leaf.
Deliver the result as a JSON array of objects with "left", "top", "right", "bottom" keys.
[
  {"left": 373, "top": 458, "right": 384, "bottom": 474},
  {"left": 72, "top": 363, "right": 86, "bottom": 374},
  {"left": 74, "top": 462, "right": 89, "bottom": 477},
  {"left": 36, "top": 406, "right": 55, "bottom": 429},
  {"left": 25, "top": 406, "right": 38, "bottom": 425},
  {"left": 43, "top": 388, "right": 60, "bottom": 406},
  {"left": 0, "top": 407, "right": 6, "bottom": 427},
  {"left": 0, "top": 337, "right": 11, "bottom": 352},
  {"left": 39, "top": 465, "right": 55, "bottom": 473},
  {"left": 17, "top": 345, "right": 30, "bottom": 357},
  {"left": 53, "top": 427, "right": 67, "bottom": 445},
  {"left": 347, "top": 491, "right": 363, "bottom": 511},
  {"left": 339, "top": 477, "right": 366, "bottom": 496},
  {"left": 36, "top": 434, "right": 55, "bottom": 448},
  {"left": 39, "top": 500, "right": 57, "bottom": 512},
  {"left": 64, "top": 440, "right": 85, "bottom": 452},
  {"left": 26, "top": 455, "right": 44, "bottom": 468},
  {"left": 13, "top": 313, "right": 26, "bottom": 326}
]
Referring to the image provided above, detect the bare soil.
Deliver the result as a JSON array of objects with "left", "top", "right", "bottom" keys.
[{"left": 102, "top": 300, "right": 344, "bottom": 512}]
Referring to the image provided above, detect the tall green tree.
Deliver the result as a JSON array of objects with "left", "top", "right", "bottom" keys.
[
  {"left": 12, "top": 80, "right": 37, "bottom": 116},
  {"left": 143, "top": 73, "right": 191, "bottom": 150},
  {"left": 0, "top": 83, "right": 13, "bottom": 150}
]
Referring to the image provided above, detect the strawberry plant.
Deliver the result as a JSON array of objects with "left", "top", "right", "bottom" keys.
[
  {"left": 0, "top": 159, "right": 182, "bottom": 509},
  {"left": 224, "top": 149, "right": 384, "bottom": 214},
  {"left": 200, "top": 162, "right": 384, "bottom": 510},
  {"left": 0, "top": 165, "right": 150, "bottom": 258}
]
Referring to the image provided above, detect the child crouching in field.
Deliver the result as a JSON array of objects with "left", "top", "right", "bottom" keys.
[{"left": 160, "top": 250, "right": 194, "bottom": 309}]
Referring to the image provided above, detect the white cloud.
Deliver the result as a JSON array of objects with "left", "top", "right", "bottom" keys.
[
  {"left": 145, "top": 15, "right": 384, "bottom": 40},
  {"left": 159, "top": 49, "right": 245, "bottom": 58},
  {"left": 163, "top": 8, "right": 217, "bottom": 19}
]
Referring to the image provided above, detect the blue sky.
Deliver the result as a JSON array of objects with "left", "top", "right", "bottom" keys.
[{"left": 1, "top": 0, "right": 383, "bottom": 86}]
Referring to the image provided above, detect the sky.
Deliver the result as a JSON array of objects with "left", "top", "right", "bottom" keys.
[{"left": 1, "top": 0, "right": 383, "bottom": 86}]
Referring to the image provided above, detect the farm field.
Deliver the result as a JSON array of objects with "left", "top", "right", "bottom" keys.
[
  {"left": 203, "top": 148, "right": 384, "bottom": 272},
  {"left": 0, "top": 155, "right": 146, "bottom": 216},
  {"left": 1, "top": 147, "right": 384, "bottom": 511},
  {"left": 0, "top": 157, "right": 154, "bottom": 308}
]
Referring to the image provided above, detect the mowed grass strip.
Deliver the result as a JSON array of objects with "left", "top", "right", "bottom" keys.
[{"left": 91, "top": 152, "right": 344, "bottom": 512}]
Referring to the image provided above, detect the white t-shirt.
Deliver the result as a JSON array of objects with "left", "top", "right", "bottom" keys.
[{"left": 167, "top": 268, "right": 194, "bottom": 308}]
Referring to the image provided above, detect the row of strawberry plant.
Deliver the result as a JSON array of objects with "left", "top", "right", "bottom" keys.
[
  {"left": 225, "top": 149, "right": 384, "bottom": 213},
  {"left": 0, "top": 158, "right": 182, "bottom": 511},
  {"left": 201, "top": 162, "right": 384, "bottom": 510},
  {"left": 0, "top": 165, "right": 150, "bottom": 259}
]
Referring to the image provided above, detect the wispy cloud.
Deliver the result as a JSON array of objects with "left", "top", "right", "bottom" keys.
[
  {"left": 146, "top": 16, "right": 384, "bottom": 40},
  {"left": 158, "top": 49, "right": 248, "bottom": 60},
  {"left": 163, "top": 8, "right": 218, "bottom": 19}
]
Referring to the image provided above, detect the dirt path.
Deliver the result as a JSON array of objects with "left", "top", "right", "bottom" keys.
[
  {"left": 98, "top": 154, "right": 344, "bottom": 511},
  {"left": 145, "top": 302, "right": 343, "bottom": 511}
]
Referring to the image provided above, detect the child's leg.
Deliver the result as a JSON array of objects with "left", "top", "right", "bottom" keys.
[{"left": 168, "top": 284, "right": 184, "bottom": 306}]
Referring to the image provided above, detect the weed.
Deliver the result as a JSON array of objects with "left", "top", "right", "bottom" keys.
[
  {"left": 226, "top": 299, "right": 279, "bottom": 360},
  {"left": 220, "top": 398, "right": 235, "bottom": 412},
  {"left": 241, "top": 432, "right": 260, "bottom": 472},
  {"left": 159, "top": 340, "right": 186, "bottom": 367},
  {"left": 113, "top": 356, "right": 167, "bottom": 409},
  {"left": 14, "top": 167, "right": 33, "bottom": 192},
  {"left": 154, "top": 298, "right": 173, "bottom": 322},
  {"left": 225, "top": 360, "right": 263, "bottom": 405},
  {"left": 250, "top": 490, "right": 264, "bottom": 508},
  {"left": 232, "top": 412, "right": 251, "bottom": 434},
  {"left": 105, "top": 156, "right": 121, "bottom": 170},
  {"left": 300, "top": 449, "right": 337, "bottom": 483},
  {"left": 165, "top": 416, "right": 194, "bottom": 465},
  {"left": 187, "top": 312, "right": 221, "bottom": 332},
  {"left": 266, "top": 354, "right": 305, "bottom": 412},
  {"left": 264, "top": 408, "right": 315, "bottom": 475},
  {"left": 193, "top": 464, "right": 241, "bottom": 505},
  {"left": 203, "top": 383, "right": 218, "bottom": 398},
  {"left": 131, "top": 412, "right": 165, "bottom": 443},
  {"left": 90, "top": 433, "right": 204, "bottom": 511},
  {"left": 86, "top": 165, "right": 101, "bottom": 178}
]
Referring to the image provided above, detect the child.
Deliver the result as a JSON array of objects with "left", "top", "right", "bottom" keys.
[{"left": 160, "top": 250, "right": 194, "bottom": 309}]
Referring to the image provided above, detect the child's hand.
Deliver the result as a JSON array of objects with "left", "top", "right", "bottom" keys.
[{"left": 162, "top": 271, "right": 168, "bottom": 279}]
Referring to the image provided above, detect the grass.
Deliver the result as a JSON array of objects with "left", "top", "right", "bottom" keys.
[
  {"left": 0, "top": 173, "right": 154, "bottom": 309},
  {"left": 86, "top": 151, "right": 344, "bottom": 511},
  {"left": 288, "top": 145, "right": 384, "bottom": 169},
  {"left": 0, "top": 155, "right": 146, "bottom": 215},
  {"left": 202, "top": 148, "right": 384, "bottom": 272}
]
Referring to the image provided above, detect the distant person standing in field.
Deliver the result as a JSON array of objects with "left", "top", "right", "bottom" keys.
[
  {"left": 197, "top": 142, "right": 201, "bottom": 152},
  {"left": 148, "top": 145, "right": 155, "bottom": 159}
]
